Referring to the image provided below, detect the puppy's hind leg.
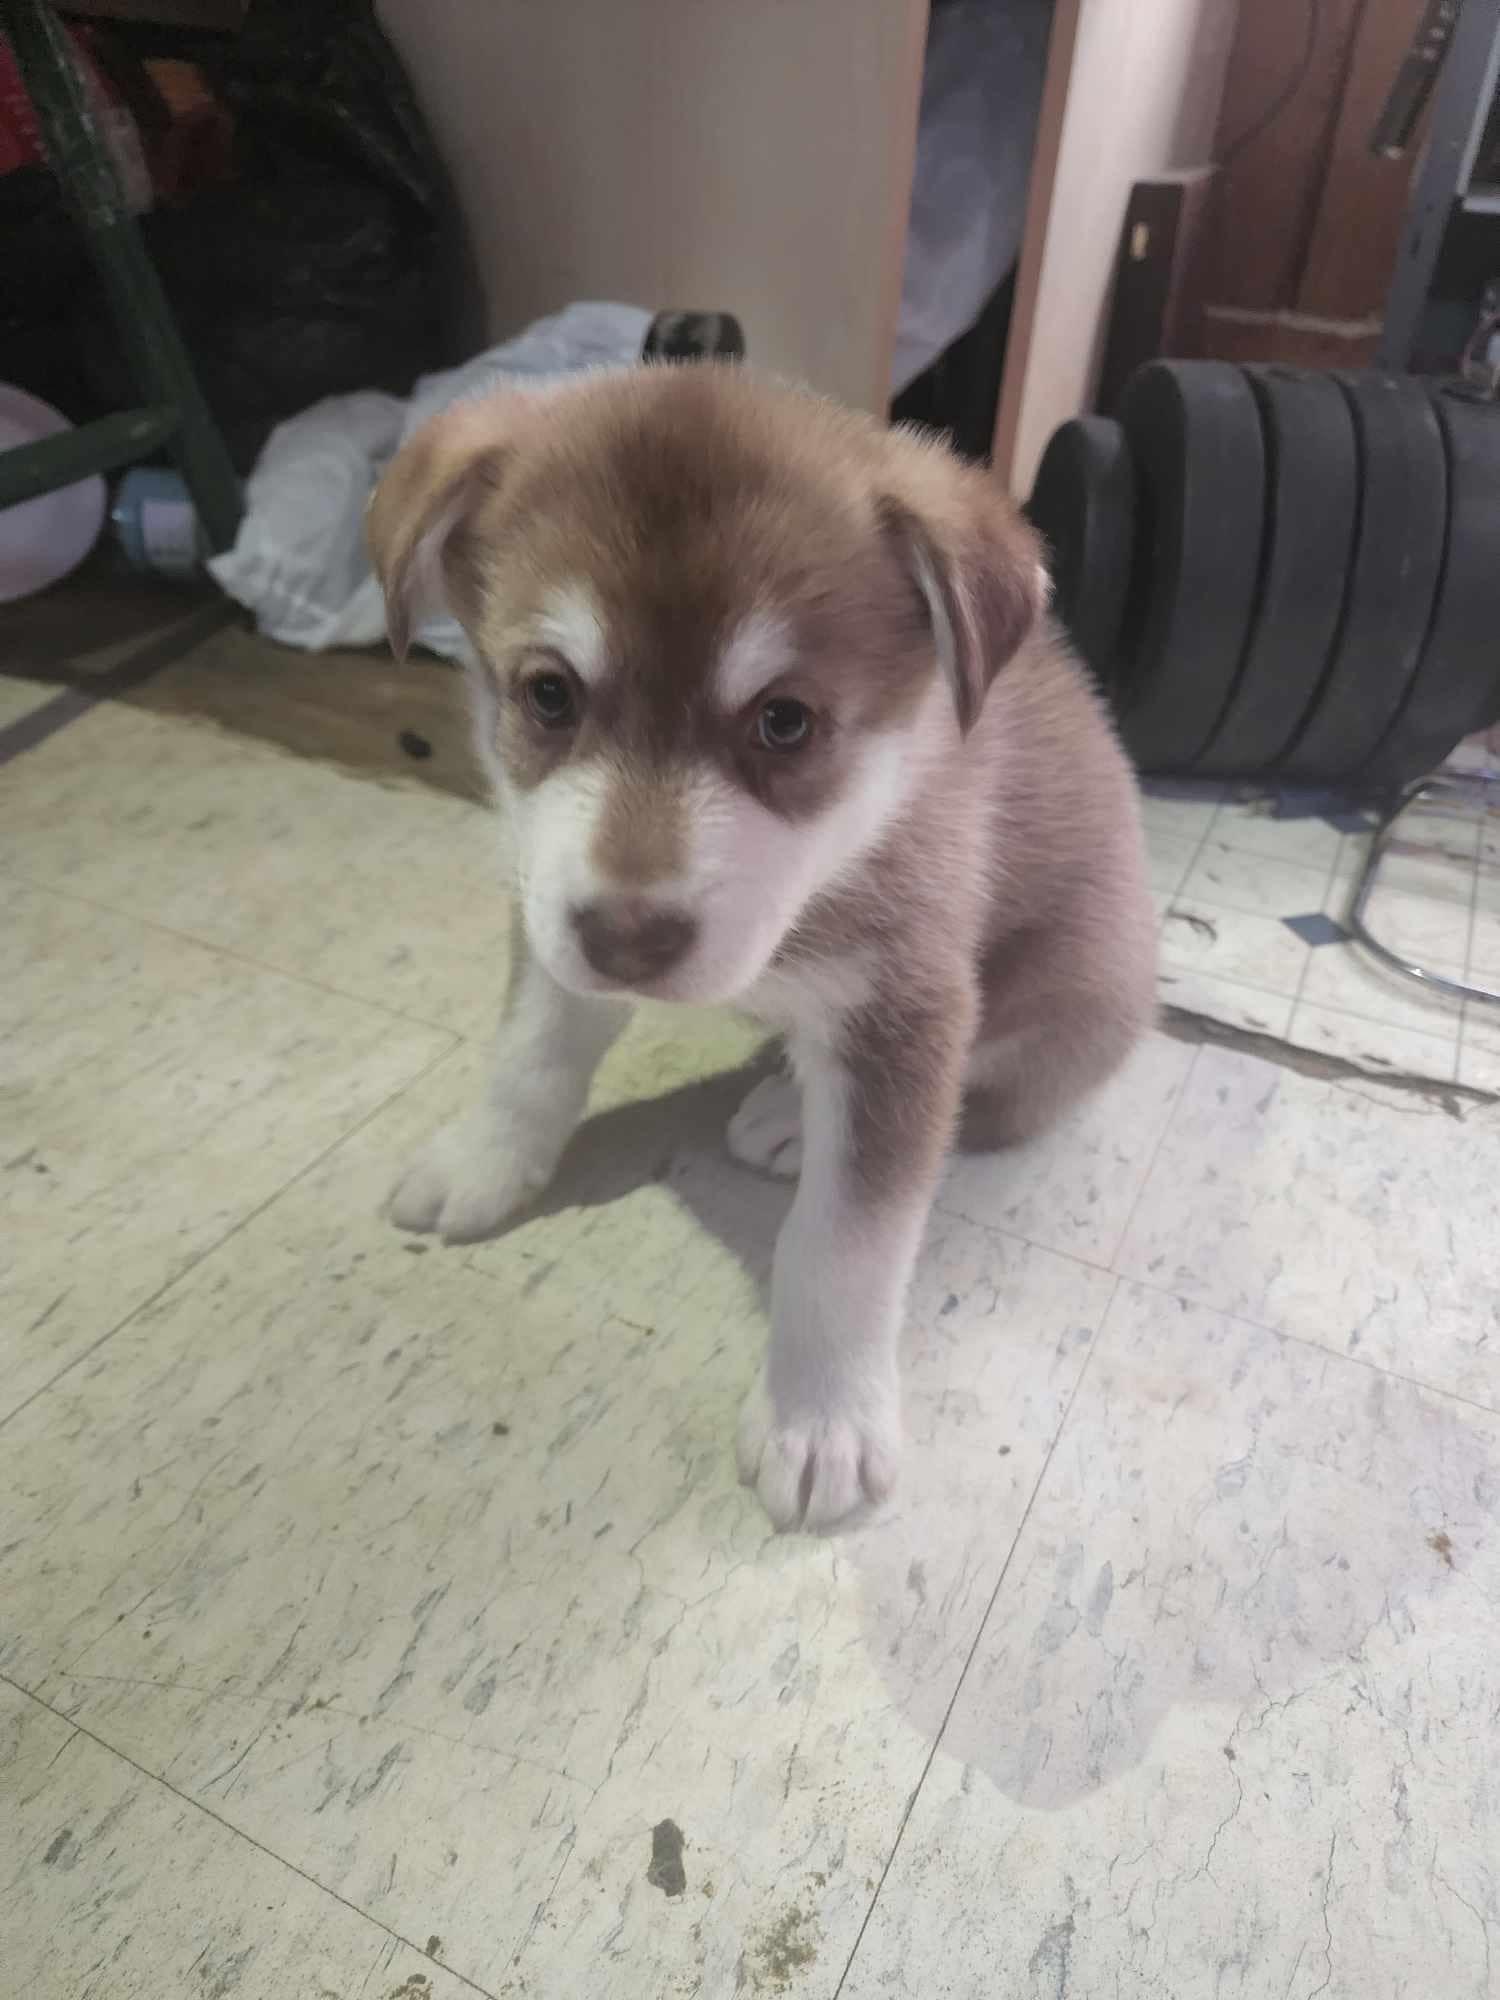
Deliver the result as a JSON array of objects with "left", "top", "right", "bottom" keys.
[
  {"left": 390, "top": 916, "right": 630, "bottom": 1242},
  {"left": 962, "top": 964, "right": 1155, "bottom": 1149},
  {"left": 962, "top": 1022, "right": 1117, "bottom": 1148}
]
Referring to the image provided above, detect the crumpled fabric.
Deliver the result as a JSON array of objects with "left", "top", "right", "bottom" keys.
[
  {"left": 892, "top": 0, "right": 1052, "bottom": 395},
  {"left": 208, "top": 300, "right": 651, "bottom": 656}
]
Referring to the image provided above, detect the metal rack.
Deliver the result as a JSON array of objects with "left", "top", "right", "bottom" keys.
[
  {"left": 0, "top": 0, "right": 241, "bottom": 550},
  {"left": 1378, "top": 0, "right": 1500, "bottom": 369},
  {"left": 1354, "top": 0, "right": 1500, "bottom": 1010}
]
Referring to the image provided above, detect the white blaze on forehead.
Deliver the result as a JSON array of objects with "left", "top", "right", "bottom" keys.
[
  {"left": 533, "top": 582, "right": 608, "bottom": 684},
  {"left": 713, "top": 609, "right": 792, "bottom": 711}
]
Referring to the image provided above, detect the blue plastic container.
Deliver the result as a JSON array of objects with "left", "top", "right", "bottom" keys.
[{"left": 110, "top": 467, "right": 208, "bottom": 578}]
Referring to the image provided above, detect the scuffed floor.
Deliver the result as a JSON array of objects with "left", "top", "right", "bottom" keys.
[{"left": 2, "top": 671, "right": 1497, "bottom": 1999}]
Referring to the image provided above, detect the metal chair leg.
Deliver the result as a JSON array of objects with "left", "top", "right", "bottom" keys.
[
  {"left": 1347, "top": 769, "right": 1500, "bottom": 1008},
  {"left": 5, "top": 0, "right": 242, "bottom": 551}
]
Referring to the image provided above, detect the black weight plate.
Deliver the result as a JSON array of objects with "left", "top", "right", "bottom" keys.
[
  {"left": 1115, "top": 360, "right": 1267, "bottom": 772},
  {"left": 1358, "top": 385, "right": 1500, "bottom": 792},
  {"left": 1278, "top": 371, "right": 1446, "bottom": 783},
  {"left": 1194, "top": 366, "right": 1358, "bottom": 778},
  {"left": 1025, "top": 416, "right": 1136, "bottom": 688}
]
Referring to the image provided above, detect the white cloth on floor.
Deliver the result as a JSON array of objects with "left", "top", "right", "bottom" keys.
[
  {"left": 208, "top": 301, "right": 651, "bottom": 658},
  {"left": 891, "top": 0, "right": 1052, "bottom": 395},
  {"left": 206, "top": 391, "right": 404, "bottom": 654}
]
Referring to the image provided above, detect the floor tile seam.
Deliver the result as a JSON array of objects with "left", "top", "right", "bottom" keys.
[
  {"left": 0, "top": 1670, "right": 504, "bottom": 2000},
  {"left": 42, "top": 1668, "right": 597, "bottom": 1798},
  {"left": 1101, "top": 1041, "right": 1206, "bottom": 1270},
  {"left": 1111, "top": 1260, "right": 1500, "bottom": 1424},
  {"left": 0, "top": 865, "right": 475, "bottom": 1038},
  {"left": 0, "top": 1039, "right": 460, "bottom": 1439},
  {"left": 1287, "top": 992, "right": 1462, "bottom": 1059},
  {"left": 1156, "top": 930, "right": 1306, "bottom": 1004},
  {"left": 1287, "top": 833, "right": 1353, "bottom": 1016},
  {"left": 828, "top": 1281, "right": 1118, "bottom": 1998}
]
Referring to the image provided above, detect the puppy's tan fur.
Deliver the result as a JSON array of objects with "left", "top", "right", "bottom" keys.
[{"left": 370, "top": 365, "right": 1156, "bottom": 1531}]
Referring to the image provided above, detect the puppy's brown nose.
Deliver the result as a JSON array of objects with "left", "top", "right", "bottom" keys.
[{"left": 571, "top": 900, "right": 697, "bottom": 984}]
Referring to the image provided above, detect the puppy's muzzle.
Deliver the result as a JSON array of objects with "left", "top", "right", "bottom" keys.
[{"left": 570, "top": 899, "right": 698, "bottom": 986}]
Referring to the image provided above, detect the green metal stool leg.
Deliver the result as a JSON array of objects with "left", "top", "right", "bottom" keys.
[{"left": 5, "top": 0, "right": 242, "bottom": 551}]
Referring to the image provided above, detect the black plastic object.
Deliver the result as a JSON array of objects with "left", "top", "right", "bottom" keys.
[
  {"left": 1359, "top": 386, "right": 1500, "bottom": 790},
  {"left": 71, "top": 0, "right": 457, "bottom": 474},
  {"left": 1025, "top": 415, "right": 1136, "bottom": 689},
  {"left": 117, "top": 177, "right": 442, "bottom": 470},
  {"left": 1195, "top": 366, "right": 1359, "bottom": 778},
  {"left": 1114, "top": 361, "right": 1267, "bottom": 771},
  {"left": 1283, "top": 372, "right": 1447, "bottom": 782},
  {"left": 642, "top": 312, "right": 746, "bottom": 363},
  {"left": 890, "top": 269, "right": 1016, "bottom": 464}
]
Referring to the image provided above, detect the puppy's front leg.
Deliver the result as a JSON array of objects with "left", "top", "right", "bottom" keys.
[
  {"left": 390, "top": 917, "right": 630, "bottom": 1242},
  {"left": 738, "top": 992, "right": 970, "bottom": 1531}
]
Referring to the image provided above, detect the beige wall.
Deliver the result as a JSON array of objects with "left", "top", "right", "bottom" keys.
[
  {"left": 994, "top": 0, "right": 1238, "bottom": 494},
  {"left": 378, "top": 0, "right": 928, "bottom": 415}
]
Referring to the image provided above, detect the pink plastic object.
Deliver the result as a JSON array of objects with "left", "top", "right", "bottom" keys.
[{"left": 0, "top": 383, "right": 107, "bottom": 604}]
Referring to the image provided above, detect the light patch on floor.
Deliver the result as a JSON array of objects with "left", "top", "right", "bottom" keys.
[{"left": 2, "top": 676, "right": 1498, "bottom": 1998}]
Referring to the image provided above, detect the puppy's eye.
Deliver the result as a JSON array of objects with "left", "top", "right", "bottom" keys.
[
  {"left": 755, "top": 697, "right": 812, "bottom": 751},
  {"left": 523, "top": 667, "right": 578, "bottom": 729}
]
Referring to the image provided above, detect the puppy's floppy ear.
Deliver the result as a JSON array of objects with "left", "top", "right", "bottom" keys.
[
  {"left": 880, "top": 478, "right": 1049, "bottom": 733},
  {"left": 366, "top": 399, "right": 517, "bottom": 661}
]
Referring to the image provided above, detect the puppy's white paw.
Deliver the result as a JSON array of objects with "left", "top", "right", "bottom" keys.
[
  {"left": 727, "top": 1072, "right": 803, "bottom": 1180},
  {"left": 736, "top": 1375, "right": 901, "bottom": 1532},
  {"left": 388, "top": 1111, "right": 559, "bottom": 1242}
]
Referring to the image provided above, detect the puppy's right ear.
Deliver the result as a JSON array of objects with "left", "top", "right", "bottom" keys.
[{"left": 366, "top": 400, "right": 513, "bottom": 661}]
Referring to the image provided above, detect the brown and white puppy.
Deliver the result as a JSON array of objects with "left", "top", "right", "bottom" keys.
[{"left": 367, "top": 365, "right": 1157, "bottom": 1532}]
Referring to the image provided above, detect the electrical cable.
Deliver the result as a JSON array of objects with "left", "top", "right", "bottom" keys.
[{"left": 1218, "top": 0, "right": 1323, "bottom": 171}]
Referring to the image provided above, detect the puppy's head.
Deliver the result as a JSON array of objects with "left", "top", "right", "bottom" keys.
[{"left": 368, "top": 367, "right": 1044, "bottom": 1003}]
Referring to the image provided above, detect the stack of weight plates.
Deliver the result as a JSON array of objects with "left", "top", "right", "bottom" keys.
[{"left": 1026, "top": 360, "right": 1500, "bottom": 792}]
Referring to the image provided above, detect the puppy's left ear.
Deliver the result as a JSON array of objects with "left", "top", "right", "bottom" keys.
[{"left": 881, "top": 479, "right": 1050, "bottom": 734}]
